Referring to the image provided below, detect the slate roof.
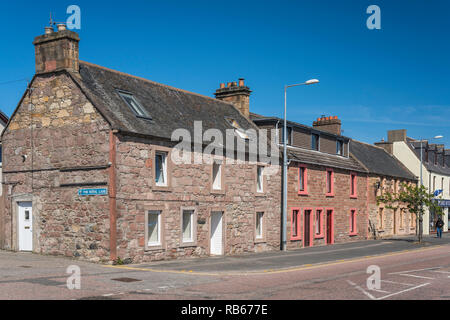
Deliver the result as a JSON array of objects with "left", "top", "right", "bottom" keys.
[
  {"left": 250, "top": 112, "right": 351, "bottom": 141},
  {"left": 287, "top": 147, "right": 367, "bottom": 173},
  {"left": 350, "top": 140, "right": 417, "bottom": 180},
  {"left": 405, "top": 137, "right": 450, "bottom": 175},
  {"left": 75, "top": 61, "right": 257, "bottom": 140}
]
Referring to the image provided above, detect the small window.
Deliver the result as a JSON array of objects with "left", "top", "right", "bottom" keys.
[
  {"left": 182, "top": 210, "right": 194, "bottom": 243},
  {"left": 147, "top": 211, "right": 161, "bottom": 246},
  {"left": 212, "top": 161, "right": 222, "bottom": 190},
  {"left": 378, "top": 208, "right": 384, "bottom": 229},
  {"left": 118, "top": 91, "right": 150, "bottom": 119},
  {"left": 311, "top": 133, "right": 319, "bottom": 151},
  {"left": 282, "top": 127, "right": 292, "bottom": 146},
  {"left": 350, "top": 173, "right": 357, "bottom": 198},
  {"left": 25, "top": 210, "right": 30, "bottom": 221},
  {"left": 315, "top": 209, "right": 323, "bottom": 236},
  {"left": 299, "top": 166, "right": 307, "bottom": 194},
  {"left": 257, "top": 166, "right": 264, "bottom": 193},
  {"left": 336, "top": 140, "right": 344, "bottom": 155},
  {"left": 155, "top": 152, "right": 168, "bottom": 186},
  {"left": 350, "top": 210, "right": 357, "bottom": 235},
  {"left": 256, "top": 212, "right": 264, "bottom": 239},
  {"left": 326, "top": 169, "right": 334, "bottom": 196},
  {"left": 292, "top": 210, "right": 300, "bottom": 239}
]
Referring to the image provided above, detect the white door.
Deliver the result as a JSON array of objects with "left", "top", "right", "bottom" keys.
[
  {"left": 18, "top": 202, "right": 33, "bottom": 251},
  {"left": 210, "top": 212, "right": 223, "bottom": 255}
]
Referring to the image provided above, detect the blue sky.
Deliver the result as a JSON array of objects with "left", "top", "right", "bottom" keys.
[{"left": 0, "top": 0, "right": 449, "bottom": 146}]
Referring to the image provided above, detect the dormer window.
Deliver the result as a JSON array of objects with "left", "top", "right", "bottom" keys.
[
  {"left": 118, "top": 90, "right": 151, "bottom": 119},
  {"left": 312, "top": 133, "right": 319, "bottom": 151},
  {"left": 226, "top": 117, "right": 249, "bottom": 140},
  {"left": 337, "top": 140, "right": 344, "bottom": 155}
]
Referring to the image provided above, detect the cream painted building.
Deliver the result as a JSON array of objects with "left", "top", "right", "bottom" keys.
[{"left": 376, "top": 129, "right": 450, "bottom": 235}]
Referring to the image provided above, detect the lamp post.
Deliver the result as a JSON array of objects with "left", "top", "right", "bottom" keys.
[
  {"left": 418, "top": 135, "right": 443, "bottom": 240},
  {"left": 282, "top": 79, "right": 319, "bottom": 251}
]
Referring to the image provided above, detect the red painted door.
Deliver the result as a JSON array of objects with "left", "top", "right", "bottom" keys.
[
  {"left": 326, "top": 210, "right": 333, "bottom": 245},
  {"left": 304, "top": 211, "right": 311, "bottom": 247}
]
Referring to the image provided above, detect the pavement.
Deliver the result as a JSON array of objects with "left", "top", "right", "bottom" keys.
[{"left": 0, "top": 233, "right": 449, "bottom": 300}]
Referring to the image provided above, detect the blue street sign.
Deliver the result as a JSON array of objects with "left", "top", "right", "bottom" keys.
[
  {"left": 434, "top": 199, "right": 450, "bottom": 207},
  {"left": 78, "top": 188, "right": 108, "bottom": 196},
  {"left": 434, "top": 189, "right": 443, "bottom": 197}
]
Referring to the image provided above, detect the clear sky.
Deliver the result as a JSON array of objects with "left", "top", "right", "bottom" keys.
[{"left": 0, "top": 0, "right": 449, "bottom": 146}]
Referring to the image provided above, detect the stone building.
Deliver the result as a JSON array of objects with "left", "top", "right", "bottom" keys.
[
  {"left": 251, "top": 115, "right": 369, "bottom": 248},
  {"left": 376, "top": 130, "right": 450, "bottom": 235},
  {"left": 0, "top": 111, "right": 9, "bottom": 248},
  {"left": 350, "top": 140, "right": 418, "bottom": 239},
  {"left": 0, "top": 27, "right": 281, "bottom": 263}
]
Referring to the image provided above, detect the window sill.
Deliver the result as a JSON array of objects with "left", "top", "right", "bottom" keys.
[
  {"left": 314, "top": 235, "right": 324, "bottom": 240},
  {"left": 211, "top": 189, "right": 225, "bottom": 195},
  {"left": 254, "top": 238, "right": 266, "bottom": 244},
  {"left": 290, "top": 237, "right": 302, "bottom": 242},
  {"left": 180, "top": 241, "right": 197, "bottom": 248},
  {"left": 350, "top": 195, "right": 358, "bottom": 199},
  {"left": 349, "top": 233, "right": 358, "bottom": 237},
  {"left": 298, "top": 191, "right": 309, "bottom": 196},
  {"left": 153, "top": 185, "right": 173, "bottom": 192},
  {"left": 326, "top": 194, "right": 335, "bottom": 198},
  {"left": 255, "top": 191, "right": 267, "bottom": 197},
  {"left": 145, "top": 245, "right": 164, "bottom": 252}
]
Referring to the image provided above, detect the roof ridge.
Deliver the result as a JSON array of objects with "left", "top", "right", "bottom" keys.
[
  {"left": 352, "top": 139, "right": 386, "bottom": 150},
  {"left": 79, "top": 60, "right": 235, "bottom": 107}
]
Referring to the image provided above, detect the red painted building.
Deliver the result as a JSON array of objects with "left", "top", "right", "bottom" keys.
[{"left": 251, "top": 115, "right": 369, "bottom": 248}]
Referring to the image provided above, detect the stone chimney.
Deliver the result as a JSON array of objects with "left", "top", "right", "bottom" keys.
[
  {"left": 313, "top": 116, "right": 342, "bottom": 135},
  {"left": 375, "top": 140, "right": 393, "bottom": 154},
  {"left": 214, "top": 79, "right": 252, "bottom": 117},
  {"left": 387, "top": 129, "right": 407, "bottom": 142},
  {"left": 33, "top": 25, "right": 80, "bottom": 74}
]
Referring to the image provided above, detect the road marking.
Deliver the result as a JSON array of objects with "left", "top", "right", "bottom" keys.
[
  {"left": 396, "top": 274, "right": 435, "bottom": 280},
  {"left": 431, "top": 270, "right": 450, "bottom": 274},
  {"left": 103, "top": 245, "right": 446, "bottom": 276},
  {"left": 348, "top": 280, "right": 431, "bottom": 300},
  {"left": 381, "top": 280, "right": 415, "bottom": 287},
  {"left": 377, "top": 283, "right": 431, "bottom": 300},
  {"left": 389, "top": 267, "right": 441, "bottom": 275},
  {"left": 346, "top": 280, "right": 377, "bottom": 300}
]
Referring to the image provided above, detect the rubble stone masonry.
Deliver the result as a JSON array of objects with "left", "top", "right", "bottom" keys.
[{"left": 0, "top": 72, "right": 282, "bottom": 263}]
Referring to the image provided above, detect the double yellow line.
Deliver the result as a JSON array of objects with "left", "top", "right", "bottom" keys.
[{"left": 103, "top": 245, "right": 445, "bottom": 277}]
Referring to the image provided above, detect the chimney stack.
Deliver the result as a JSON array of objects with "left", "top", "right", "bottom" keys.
[
  {"left": 33, "top": 24, "right": 80, "bottom": 74},
  {"left": 313, "top": 116, "right": 342, "bottom": 135},
  {"left": 214, "top": 79, "right": 252, "bottom": 117}
]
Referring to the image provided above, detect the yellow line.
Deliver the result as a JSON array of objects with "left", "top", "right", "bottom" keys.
[{"left": 103, "top": 245, "right": 445, "bottom": 277}]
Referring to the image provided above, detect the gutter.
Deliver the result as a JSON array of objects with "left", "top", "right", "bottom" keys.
[{"left": 109, "top": 130, "right": 118, "bottom": 261}]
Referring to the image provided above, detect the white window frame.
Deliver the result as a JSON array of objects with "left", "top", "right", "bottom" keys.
[
  {"left": 155, "top": 152, "right": 168, "bottom": 187},
  {"left": 147, "top": 211, "right": 162, "bottom": 246},
  {"left": 182, "top": 209, "right": 195, "bottom": 243},
  {"left": 256, "top": 212, "right": 264, "bottom": 239},
  {"left": 257, "top": 166, "right": 264, "bottom": 193},
  {"left": 212, "top": 161, "right": 222, "bottom": 190}
]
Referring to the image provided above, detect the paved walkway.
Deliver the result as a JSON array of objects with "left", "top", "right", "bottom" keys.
[{"left": 129, "top": 233, "right": 450, "bottom": 274}]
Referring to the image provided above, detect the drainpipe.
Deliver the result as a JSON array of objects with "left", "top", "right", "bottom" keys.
[{"left": 109, "top": 130, "right": 118, "bottom": 261}]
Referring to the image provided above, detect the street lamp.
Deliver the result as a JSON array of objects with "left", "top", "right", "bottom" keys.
[{"left": 282, "top": 79, "right": 320, "bottom": 251}]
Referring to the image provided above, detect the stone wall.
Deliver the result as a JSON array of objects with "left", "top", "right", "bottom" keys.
[
  {"left": 1, "top": 72, "right": 112, "bottom": 262},
  {"left": 367, "top": 175, "right": 416, "bottom": 239},
  {"left": 286, "top": 163, "right": 368, "bottom": 249},
  {"left": 114, "top": 134, "right": 282, "bottom": 263}
]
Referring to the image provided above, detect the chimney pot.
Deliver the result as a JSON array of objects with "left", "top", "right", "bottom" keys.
[
  {"left": 45, "top": 26, "right": 54, "bottom": 34},
  {"left": 57, "top": 24, "right": 67, "bottom": 31},
  {"left": 220, "top": 83, "right": 225, "bottom": 89},
  {"left": 239, "top": 78, "right": 245, "bottom": 87}
]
